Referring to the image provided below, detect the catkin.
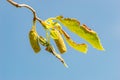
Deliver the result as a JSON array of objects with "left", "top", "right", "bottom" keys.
[
  {"left": 53, "top": 29, "right": 67, "bottom": 54},
  {"left": 29, "top": 29, "right": 41, "bottom": 53}
]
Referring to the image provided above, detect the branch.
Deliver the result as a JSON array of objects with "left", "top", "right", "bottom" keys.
[{"left": 7, "top": 0, "right": 42, "bottom": 22}]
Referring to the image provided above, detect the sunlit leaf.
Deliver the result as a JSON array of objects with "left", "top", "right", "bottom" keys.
[
  {"left": 56, "top": 16, "right": 104, "bottom": 50},
  {"left": 29, "top": 29, "right": 41, "bottom": 53},
  {"left": 29, "top": 20, "right": 41, "bottom": 53},
  {"left": 41, "top": 18, "right": 67, "bottom": 54},
  {"left": 61, "top": 29, "right": 88, "bottom": 53},
  {"left": 45, "top": 18, "right": 62, "bottom": 30},
  {"left": 50, "top": 29, "right": 67, "bottom": 54},
  {"left": 40, "top": 21, "right": 52, "bottom": 29},
  {"left": 50, "top": 29, "right": 58, "bottom": 39},
  {"left": 46, "top": 19, "right": 87, "bottom": 53}
]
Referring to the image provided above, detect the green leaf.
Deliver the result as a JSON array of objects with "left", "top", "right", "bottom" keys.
[{"left": 56, "top": 16, "right": 104, "bottom": 50}]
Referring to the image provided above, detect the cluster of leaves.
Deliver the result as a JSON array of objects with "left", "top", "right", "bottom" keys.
[
  {"left": 29, "top": 16, "right": 104, "bottom": 67},
  {"left": 7, "top": 0, "right": 104, "bottom": 68}
]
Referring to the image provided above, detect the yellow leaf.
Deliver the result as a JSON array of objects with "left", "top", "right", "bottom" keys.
[
  {"left": 38, "top": 36, "right": 50, "bottom": 47},
  {"left": 29, "top": 29, "right": 41, "bottom": 53},
  {"left": 50, "top": 29, "right": 58, "bottom": 39},
  {"left": 56, "top": 16, "right": 104, "bottom": 50},
  {"left": 46, "top": 18, "right": 87, "bottom": 53},
  {"left": 61, "top": 29, "right": 88, "bottom": 53},
  {"left": 51, "top": 29, "right": 67, "bottom": 54},
  {"left": 40, "top": 21, "right": 52, "bottom": 29}
]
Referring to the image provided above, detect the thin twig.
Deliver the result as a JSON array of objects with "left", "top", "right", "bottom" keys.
[
  {"left": 45, "top": 45, "right": 68, "bottom": 68},
  {"left": 7, "top": 0, "right": 42, "bottom": 22},
  {"left": 39, "top": 36, "right": 68, "bottom": 68}
]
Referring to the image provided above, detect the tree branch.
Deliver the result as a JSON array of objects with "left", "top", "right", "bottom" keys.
[{"left": 7, "top": 0, "right": 42, "bottom": 22}]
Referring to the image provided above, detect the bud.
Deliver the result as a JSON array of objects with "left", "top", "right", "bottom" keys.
[
  {"left": 51, "top": 29, "right": 67, "bottom": 54},
  {"left": 38, "top": 36, "right": 50, "bottom": 47},
  {"left": 29, "top": 29, "right": 41, "bottom": 53}
]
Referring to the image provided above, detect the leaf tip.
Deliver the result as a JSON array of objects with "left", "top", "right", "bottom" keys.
[
  {"left": 98, "top": 46, "right": 105, "bottom": 51},
  {"left": 63, "top": 63, "right": 69, "bottom": 68}
]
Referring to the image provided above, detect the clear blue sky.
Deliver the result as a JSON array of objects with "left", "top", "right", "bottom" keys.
[{"left": 0, "top": 0, "right": 120, "bottom": 80}]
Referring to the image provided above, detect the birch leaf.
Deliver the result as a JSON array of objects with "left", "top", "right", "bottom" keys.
[
  {"left": 56, "top": 16, "right": 104, "bottom": 50},
  {"left": 61, "top": 30, "right": 87, "bottom": 53},
  {"left": 29, "top": 29, "right": 41, "bottom": 53},
  {"left": 29, "top": 20, "right": 41, "bottom": 53},
  {"left": 50, "top": 29, "right": 67, "bottom": 54}
]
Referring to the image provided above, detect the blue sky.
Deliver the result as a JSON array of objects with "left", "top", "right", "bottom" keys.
[{"left": 0, "top": 0, "right": 120, "bottom": 80}]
